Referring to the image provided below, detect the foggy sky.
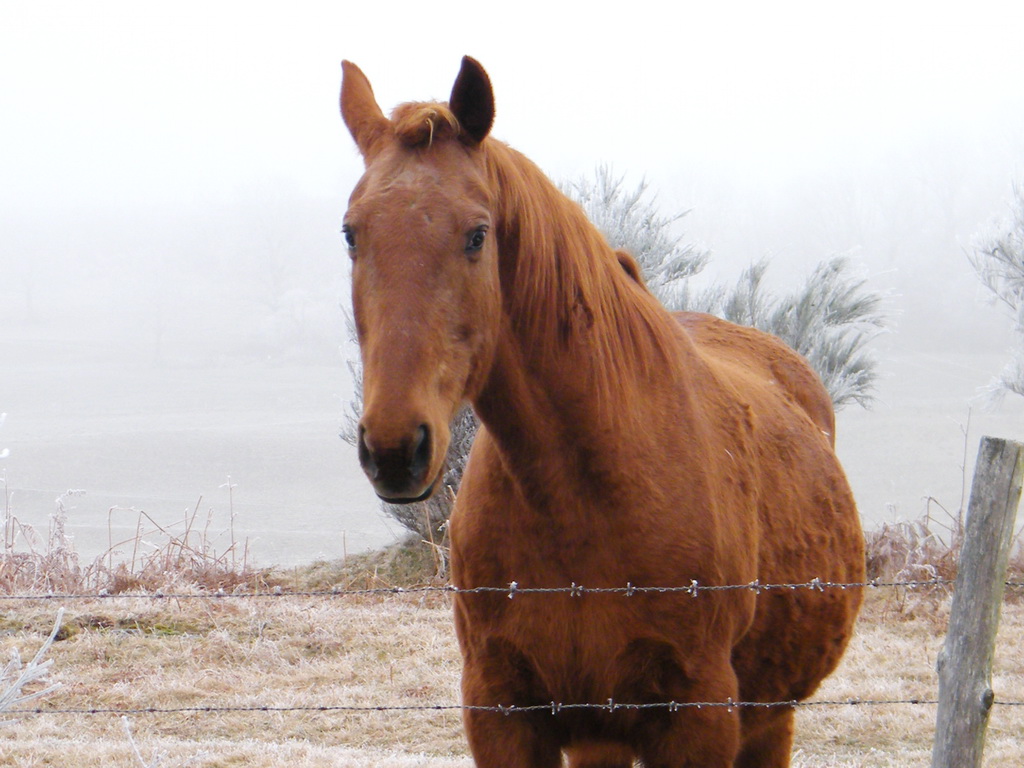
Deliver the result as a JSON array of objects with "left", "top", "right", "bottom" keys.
[{"left": 4, "top": 2, "right": 1024, "bottom": 343}]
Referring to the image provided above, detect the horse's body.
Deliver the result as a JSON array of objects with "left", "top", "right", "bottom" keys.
[{"left": 340, "top": 57, "right": 864, "bottom": 768}]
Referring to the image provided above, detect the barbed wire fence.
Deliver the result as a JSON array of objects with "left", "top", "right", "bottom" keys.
[{"left": 3, "top": 575, "right": 1024, "bottom": 720}]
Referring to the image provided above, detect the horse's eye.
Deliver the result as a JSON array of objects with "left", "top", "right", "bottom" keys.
[
  {"left": 341, "top": 224, "right": 356, "bottom": 252},
  {"left": 465, "top": 227, "right": 488, "bottom": 255}
]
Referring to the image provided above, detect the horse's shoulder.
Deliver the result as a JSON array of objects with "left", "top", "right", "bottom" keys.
[{"left": 671, "top": 311, "right": 836, "bottom": 443}]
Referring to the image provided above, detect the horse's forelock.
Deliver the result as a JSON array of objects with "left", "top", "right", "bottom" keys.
[{"left": 390, "top": 102, "right": 461, "bottom": 148}]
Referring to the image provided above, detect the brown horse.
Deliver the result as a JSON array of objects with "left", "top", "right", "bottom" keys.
[{"left": 340, "top": 57, "right": 864, "bottom": 768}]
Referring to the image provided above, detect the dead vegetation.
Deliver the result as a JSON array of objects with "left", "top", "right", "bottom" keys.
[{"left": 0, "top": 485, "right": 279, "bottom": 597}]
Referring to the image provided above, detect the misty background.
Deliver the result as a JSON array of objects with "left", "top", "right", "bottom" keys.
[{"left": 3, "top": 2, "right": 1024, "bottom": 566}]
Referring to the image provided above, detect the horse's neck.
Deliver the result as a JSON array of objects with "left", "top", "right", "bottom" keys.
[
  {"left": 474, "top": 302, "right": 698, "bottom": 519},
  {"left": 472, "top": 156, "right": 699, "bottom": 509}
]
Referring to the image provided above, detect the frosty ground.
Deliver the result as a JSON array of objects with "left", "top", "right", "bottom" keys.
[{"left": 2, "top": 587, "right": 1023, "bottom": 767}]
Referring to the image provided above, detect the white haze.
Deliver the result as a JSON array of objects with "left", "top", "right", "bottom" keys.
[{"left": 2, "top": 1, "right": 1024, "bottom": 565}]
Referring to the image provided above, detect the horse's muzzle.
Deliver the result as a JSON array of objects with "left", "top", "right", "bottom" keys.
[{"left": 358, "top": 422, "right": 437, "bottom": 503}]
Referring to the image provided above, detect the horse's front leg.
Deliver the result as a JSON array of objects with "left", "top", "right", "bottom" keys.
[
  {"left": 636, "top": 702, "right": 741, "bottom": 768},
  {"left": 462, "top": 705, "right": 562, "bottom": 768},
  {"left": 459, "top": 643, "right": 563, "bottom": 768},
  {"left": 617, "top": 642, "right": 743, "bottom": 768}
]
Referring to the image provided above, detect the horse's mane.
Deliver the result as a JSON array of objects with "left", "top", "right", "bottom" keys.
[{"left": 480, "top": 138, "right": 675, "bottom": 382}]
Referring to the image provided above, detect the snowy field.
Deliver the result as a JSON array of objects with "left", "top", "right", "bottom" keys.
[
  {"left": 5, "top": 323, "right": 1024, "bottom": 570},
  {"left": 1, "top": 329, "right": 387, "bottom": 568},
  {"left": 837, "top": 341, "right": 1024, "bottom": 529}
]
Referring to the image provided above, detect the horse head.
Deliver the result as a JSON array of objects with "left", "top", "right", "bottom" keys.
[{"left": 340, "top": 57, "right": 500, "bottom": 503}]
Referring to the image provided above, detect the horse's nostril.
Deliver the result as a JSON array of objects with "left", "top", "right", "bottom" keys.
[
  {"left": 357, "top": 425, "right": 379, "bottom": 480},
  {"left": 410, "top": 423, "right": 431, "bottom": 480}
]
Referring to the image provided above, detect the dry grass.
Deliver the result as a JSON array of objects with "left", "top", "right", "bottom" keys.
[
  {"left": 0, "top": 588, "right": 1022, "bottom": 767},
  {"left": 287, "top": 538, "right": 449, "bottom": 593}
]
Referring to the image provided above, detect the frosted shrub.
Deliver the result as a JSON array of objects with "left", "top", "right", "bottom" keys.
[
  {"left": 970, "top": 184, "right": 1024, "bottom": 401},
  {"left": 0, "top": 609, "right": 63, "bottom": 724},
  {"left": 562, "top": 165, "right": 710, "bottom": 306},
  {"left": 566, "top": 168, "right": 885, "bottom": 409}
]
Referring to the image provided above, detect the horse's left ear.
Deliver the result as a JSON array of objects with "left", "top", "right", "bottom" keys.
[
  {"left": 341, "top": 60, "right": 390, "bottom": 159},
  {"left": 449, "top": 56, "right": 494, "bottom": 146}
]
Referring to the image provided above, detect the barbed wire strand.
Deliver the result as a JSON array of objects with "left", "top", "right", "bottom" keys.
[
  {"left": 6, "top": 697, "right": 1024, "bottom": 719},
  {"left": 3, "top": 576, "right": 1016, "bottom": 602}
]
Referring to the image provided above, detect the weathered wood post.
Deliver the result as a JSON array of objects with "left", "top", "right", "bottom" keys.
[{"left": 931, "top": 436, "right": 1024, "bottom": 768}]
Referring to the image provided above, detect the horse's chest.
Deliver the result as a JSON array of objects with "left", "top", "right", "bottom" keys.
[
  {"left": 459, "top": 593, "right": 638, "bottom": 698},
  {"left": 455, "top": 591, "right": 712, "bottom": 715}
]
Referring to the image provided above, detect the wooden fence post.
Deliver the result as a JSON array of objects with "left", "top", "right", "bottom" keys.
[{"left": 931, "top": 436, "right": 1024, "bottom": 768}]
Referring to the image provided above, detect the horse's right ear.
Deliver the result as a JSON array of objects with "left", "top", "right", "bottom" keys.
[
  {"left": 449, "top": 56, "right": 494, "bottom": 146},
  {"left": 340, "top": 60, "right": 390, "bottom": 159}
]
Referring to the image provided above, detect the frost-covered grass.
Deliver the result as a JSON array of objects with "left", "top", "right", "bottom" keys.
[
  {"left": 0, "top": 584, "right": 1022, "bottom": 766},
  {"left": 0, "top": 593, "right": 465, "bottom": 766}
]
